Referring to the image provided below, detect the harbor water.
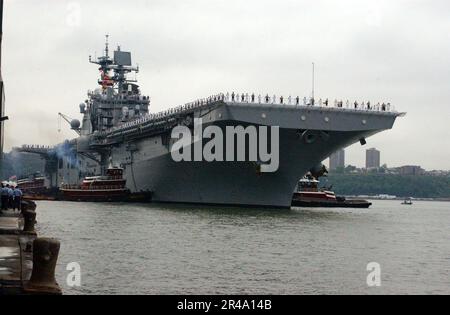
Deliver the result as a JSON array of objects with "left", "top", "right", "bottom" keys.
[{"left": 35, "top": 200, "right": 450, "bottom": 295}]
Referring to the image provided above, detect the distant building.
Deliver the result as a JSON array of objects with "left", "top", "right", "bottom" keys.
[
  {"left": 366, "top": 148, "right": 380, "bottom": 169},
  {"left": 426, "top": 170, "right": 450, "bottom": 176},
  {"left": 329, "top": 149, "right": 345, "bottom": 170},
  {"left": 398, "top": 165, "right": 425, "bottom": 176}
]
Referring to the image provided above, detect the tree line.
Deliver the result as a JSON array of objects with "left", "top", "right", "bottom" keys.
[{"left": 323, "top": 174, "right": 450, "bottom": 198}]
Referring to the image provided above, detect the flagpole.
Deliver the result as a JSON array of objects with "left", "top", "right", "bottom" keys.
[{"left": 312, "top": 62, "right": 315, "bottom": 102}]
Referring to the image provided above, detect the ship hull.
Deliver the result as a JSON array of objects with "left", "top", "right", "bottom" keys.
[
  {"left": 291, "top": 199, "right": 372, "bottom": 208},
  {"left": 115, "top": 124, "right": 383, "bottom": 208},
  {"left": 59, "top": 189, "right": 129, "bottom": 202}
]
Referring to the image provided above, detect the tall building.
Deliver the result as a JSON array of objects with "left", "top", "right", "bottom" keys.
[
  {"left": 366, "top": 148, "right": 380, "bottom": 169},
  {"left": 329, "top": 149, "right": 345, "bottom": 170}
]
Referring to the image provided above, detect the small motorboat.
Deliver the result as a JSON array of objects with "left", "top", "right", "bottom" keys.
[{"left": 401, "top": 198, "right": 413, "bottom": 205}]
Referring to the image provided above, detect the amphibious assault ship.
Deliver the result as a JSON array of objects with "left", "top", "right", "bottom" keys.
[{"left": 18, "top": 37, "right": 404, "bottom": 208}]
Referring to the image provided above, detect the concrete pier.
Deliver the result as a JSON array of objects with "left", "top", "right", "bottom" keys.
[{"left": 0, "top": 202, "right": 62, "bottom": 295}]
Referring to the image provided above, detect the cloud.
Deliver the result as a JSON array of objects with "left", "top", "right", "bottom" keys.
[{"left": 2, "top": 0, "right": 449, "bottom": 169}]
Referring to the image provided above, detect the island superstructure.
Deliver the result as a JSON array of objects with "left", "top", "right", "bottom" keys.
[{"left": 16, "top": 37, "right": 404, "bottom": 208}]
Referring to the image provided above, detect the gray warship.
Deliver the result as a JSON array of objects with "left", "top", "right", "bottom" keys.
[{"left": 17, "top": 37, "right": 404, "bottom": 208}]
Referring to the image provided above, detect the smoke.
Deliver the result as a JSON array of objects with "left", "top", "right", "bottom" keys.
[
  {"left": 52, "top": 140, "right": 80, "bottom": 170},
  {"left": 0, "top": 139, "right": 82, "bottom": 182},
  {"left": 1, "top": 151, "right": 45, "bottom": 180}
]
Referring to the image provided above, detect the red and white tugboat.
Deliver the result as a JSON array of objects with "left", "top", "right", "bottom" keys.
[
  {"left": 291, "top": 175, "right": 371, "bottom": 208},
  {"left": 60, "top": 167, "right": 130, "bottom": 202},
  {"left": 16, "top": 173, "right": 57, "bottom": 200},
  {"left": 17, "top": 173, "right": 47, "bottom": 194}
]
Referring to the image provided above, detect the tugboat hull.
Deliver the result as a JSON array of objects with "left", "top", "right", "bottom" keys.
[
  {"left": 291, "top": 199, "right": 372, "bottom": 208},
  {"left": 59, "top": 189, "right": 130, "bottom": 202}
]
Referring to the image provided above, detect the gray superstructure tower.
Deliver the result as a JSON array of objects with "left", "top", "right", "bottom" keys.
[{"left": 82, "top": 35, "right": 149, "bottom": 134}]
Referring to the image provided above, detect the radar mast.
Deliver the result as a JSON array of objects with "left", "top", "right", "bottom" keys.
[
  {"left": 82, "top": 36, "right": 150, "bottom": 133},
  {"left": 89, "top": 35, "right": 139, "bottom": 93}
]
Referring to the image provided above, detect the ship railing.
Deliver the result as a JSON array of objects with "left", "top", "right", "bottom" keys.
[
  {"left": 101, "top": 92, "right": 396, "bottom": 137},
  {"left": 104, "top": 176, "right": 123, "bottom": 180},
  {"left": 105, "top": 93, "right": 226, "bottom": 134},
  {"left": 222, "top": 92, "right": 396, "bottom": 113},
  {"left": 19, "top": 144, "right": 55, "bottom": 151},
  {"left": 61, "top": 184, "right": 124, "bottom": 190}
]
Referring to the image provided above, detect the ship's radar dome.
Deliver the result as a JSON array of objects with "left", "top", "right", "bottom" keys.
[{"left": 70, "top": 119, "right": 81, "bottom": 130}]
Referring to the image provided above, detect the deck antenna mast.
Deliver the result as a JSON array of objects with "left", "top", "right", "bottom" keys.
[
  {"left": 105, "top": 34, "right": 109, "bottom": 58},
  {"left": 311, "top": 62, "right": 315, "bottom": 104},
  {"left": 89, "top": 35, "right": 139, "bottom": 94}
]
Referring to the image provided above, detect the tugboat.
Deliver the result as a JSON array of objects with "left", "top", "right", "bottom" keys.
[
  {"left": 60, "top": 166, "right": 130, "bottom": 202},
  {"left": 16, "top": 173, "right": 56, "bottom": 200},
  {"left": 17, "top": 174, "right": 46, "bottom": 193},
  {"left": 291, "top": 174, "right": 372, "bottom": 208}
]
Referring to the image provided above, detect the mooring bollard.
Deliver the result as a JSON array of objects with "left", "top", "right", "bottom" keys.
[
  {"left": 25, "top": 242, "right": 33, "bottom": 253},
  {"left": 21, "top": 200, "right": 37, "bottom": 214},
  {"left": 22, "top": 210, "right": 37, "bottom": 235},
  {"left": 24, "top": 238, "right": 62, "bottom": 295}
]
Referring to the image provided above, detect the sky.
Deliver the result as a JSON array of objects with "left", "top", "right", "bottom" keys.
[{"left": 2, "top": 0, "right": 450, "bottom": 170}]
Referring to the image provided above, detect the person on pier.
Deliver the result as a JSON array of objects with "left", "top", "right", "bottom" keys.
[
  {"left": 0, "top": 184, "right": 8, "bottom": 210},
  {"left": 7, "top": 185, "right": 14, "bottom": 209},
  {"left": 13, "top": 187, "right": 23, "bottom": 212}
]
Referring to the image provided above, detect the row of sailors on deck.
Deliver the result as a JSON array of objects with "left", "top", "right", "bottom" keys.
[
  {"left": 228, "top": 92, "right": 390, "bottom": 111},
  {"left": 22, "top": 145, "right": 52, "bottom": 149},
  {"left": 116, "top": 92, "right": 391, "bottom": 131}
]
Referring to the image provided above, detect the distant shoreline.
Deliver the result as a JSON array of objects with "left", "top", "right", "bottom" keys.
[
  {"left": 346, "top": 196, "right": 450, "bottom": 202},
  {"left": 326, "top": 174, "right": 450, "bottom": 200}
]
